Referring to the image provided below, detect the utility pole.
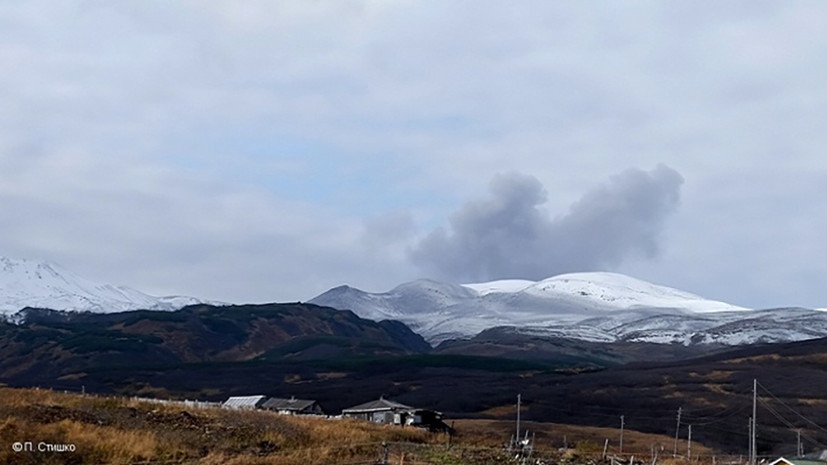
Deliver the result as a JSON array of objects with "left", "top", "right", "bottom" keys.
[
  {"left": 797, "top": 430, "right": 803, "bottom": 457},
  {"left": 688, "top": 425, "right": 692, "bottom": 460},
  {"left": 674, "top": 407, "right": 682, "bottom": 457},
  {"left": 752, "top": 379, "right": 758, "bottom": 465},
  {"left": 516, "top": 393, "right": 521, "bottom": 448},
  {"left": 748, "top": 417, "right": 753, "bottom": 465},
  {"left": 620, "top": 415, "right": 625, "bottom": 455}
]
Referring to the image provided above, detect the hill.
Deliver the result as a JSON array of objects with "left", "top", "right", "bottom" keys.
[
  {"left": 18, "top": 334, "right": 818, "bottom": 455},
  {"left": 0, "top": 386, "right": 709, "bottom": 465},
  {"left": 0, "top": 303, "right": 429, "bottom": 386}
]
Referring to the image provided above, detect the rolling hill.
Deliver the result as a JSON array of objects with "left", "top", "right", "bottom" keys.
[{"left": 0, "top": 303, "right": 429, "bottom": 386}]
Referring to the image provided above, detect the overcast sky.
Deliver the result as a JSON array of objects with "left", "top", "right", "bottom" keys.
[{"left": 2, "top": 1, "right": 826, "bottom": 309}]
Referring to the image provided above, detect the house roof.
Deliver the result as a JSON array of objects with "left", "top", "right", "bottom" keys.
[
  {"left": 262, "top": 397, "right": 318, "bottom": 412},
  {"left": 223, "top": 395, "right": 268, "bottom": 408},
  {"left": 769, "top": 458, "right": 827, "bottom": 465},
  {"left": 342, "top": 398, "right": 414, "bottom": 413}
]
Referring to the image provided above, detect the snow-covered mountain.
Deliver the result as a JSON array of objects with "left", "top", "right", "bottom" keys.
[
  {"left": 0, "top": 257, "right": 215, "bottom": 315},
  {"left": 512, "top": 307, "right": 827, "bottom": 346},
  {"left": 309, "top": 272, "right": 827, "bottom": 346}
]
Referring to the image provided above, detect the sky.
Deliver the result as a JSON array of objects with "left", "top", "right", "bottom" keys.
[{"left": 1, "top": 1, "right": 826, "bottom": 309}]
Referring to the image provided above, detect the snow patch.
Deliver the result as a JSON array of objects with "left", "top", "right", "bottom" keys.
[{"left": 461, "top": 279, "right": 534, "bottom": 296}]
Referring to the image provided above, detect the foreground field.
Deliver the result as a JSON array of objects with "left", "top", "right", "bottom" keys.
[
  {"left": 0, "top": 387, "right": 712, "bottom": 465},
  {"left": 452, "top": 419, "right": 714, "bottom": 458}
]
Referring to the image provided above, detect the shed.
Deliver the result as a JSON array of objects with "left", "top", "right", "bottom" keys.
[
  {"left": 262, "top": 397, "right": 325, "bottom": 415},
  {"left": 222, "top": 395, "right": 268, "bottom": 410}
]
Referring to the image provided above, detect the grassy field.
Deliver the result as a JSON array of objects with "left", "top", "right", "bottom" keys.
[
  {"left": 0, "top": 387, "right": 715, "bottom": 465},
  {"left": 452, "top": 419, "right": 714, "bottom": 457}
]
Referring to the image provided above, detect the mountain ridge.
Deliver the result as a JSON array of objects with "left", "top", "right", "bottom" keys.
[
  {"left": 309, "top": 272, "right": 827, "bottom": 347},
  {"left": 0, "top": 256, "right": 217, "bottom": 314},
  {"left": 0, "top": 302, "right": 430, "bottom": 384},
  {"left": 6, "top": 256, "right": 827, "bottom": 350}
]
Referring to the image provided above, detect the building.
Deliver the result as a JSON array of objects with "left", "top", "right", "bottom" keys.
[
  {"left": 342, "top": 397, "right": 413, "bottom": 424},
  {"left": 222, "top": 395, "right": 268, "bottom": 410},
  {"left": 262, "top": 397, "right": 325, "bottom": 415},
  {"left": 769, "top": 458, "right": 827, "bottom": 465},
  {"left": 341, "top": 397, "right": 452, "bottom": 432}
]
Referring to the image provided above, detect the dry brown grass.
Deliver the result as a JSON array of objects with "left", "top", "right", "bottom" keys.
[
  {"left": 796, "top": 398, "right": 827, "bottom": 406},
  {"left": 0, "top": 387, "right": 436, "bottom": 465},
  {"left": 452, "top": 419, "right": 714, "bottom": 457},
  {"left": 689, "top": 371, "right": 733, "bottom": 381},
  {"left": 0, "top": 387, "right": 724, "bottom": 464},
  {"left": 702, "top": 383, "right": 730, "bottom": 395},
  {"left": 723, "top": 354, "right": 782, "bottom": 364}
]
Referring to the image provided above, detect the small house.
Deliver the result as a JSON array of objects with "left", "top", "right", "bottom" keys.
[
  {"left": 222, "top": 395, "right": 268, "bottom": 410},
  {"left": 262, "top": 397, "right": 325, "bottom": 416},
  {"left": 341, "top": 397, "right": 413, "bottom": 424},
  {"left": 341, "top": 397, "right": 451, "bottom": 432},
  {"left": 769, "top": 458, "right": 827, "bottom": 465}
]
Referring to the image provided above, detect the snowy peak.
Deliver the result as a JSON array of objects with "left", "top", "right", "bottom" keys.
[
  {"left": 518, "top": 272, "right": 747, "bottom": 313},
  {"left": 460, "top": 279, "right": 534, "bottom": 296},
  {"left": 387, "top": 279, "right": 478, "bottom": 309},
  {"left": 309, "top": 272, "right": 752, "bottom": 344},
  {"left": 459, "top": 272, "right": 745, "bottom": 313},
  {"left": 0, "top": 256, "right": 215, "bottom": 314},
  {"left": 310, "top": 273, "right": 827, "bottom": 347}
]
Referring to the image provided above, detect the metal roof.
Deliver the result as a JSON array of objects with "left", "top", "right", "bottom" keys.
[
  {"left": 222, "top": 395, "right": 268, "bottom": 409},
  {"left": 342, "top": 398, "right": 414, "bottom": 413},
  {"left": 262, "top": 397, "right": 318, "bottom": 412},
  {"left": 769, "top": 458, "right": 827, "bottom": 465}
]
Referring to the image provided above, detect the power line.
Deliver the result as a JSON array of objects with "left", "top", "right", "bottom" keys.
[
  {"left": 683, "top": 404, "right": 751, "bottom": 426},
  {"left": 757, "top": 381, "right": 827, "bottom": 436},
  {"left": 758, "top": 397, "right": 827, "bottom": 449}
]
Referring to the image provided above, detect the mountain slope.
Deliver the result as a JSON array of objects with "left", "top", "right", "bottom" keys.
[
  {"left": 309, "top": 272, "right": 748, "bottom": 343},
  {"left": 0, "top": 302, "right": 430, "bottom": 383},
  {"left": 0, "top": 257, "right": 214, "bottom": 314},
  {"left": 514, "top": 272, "right": 746, "bottom": 313}
]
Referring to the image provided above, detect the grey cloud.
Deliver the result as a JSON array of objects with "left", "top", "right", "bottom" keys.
[
  {"left": 362, "top": 210, "right": 415, "bottom": 248},
  {"left": 4, "top": 2, "right": 827, "bottom": 308},
  {"left": 410, "top": 165, "right": 684, "bottom": 282}
]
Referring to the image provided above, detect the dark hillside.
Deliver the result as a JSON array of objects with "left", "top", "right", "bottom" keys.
[
  {"left": 435, "top": 326, "right": 728, "bottom": 364},
  {"left": 0, "top": 303, "right": 429, "bottom": 384}
]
